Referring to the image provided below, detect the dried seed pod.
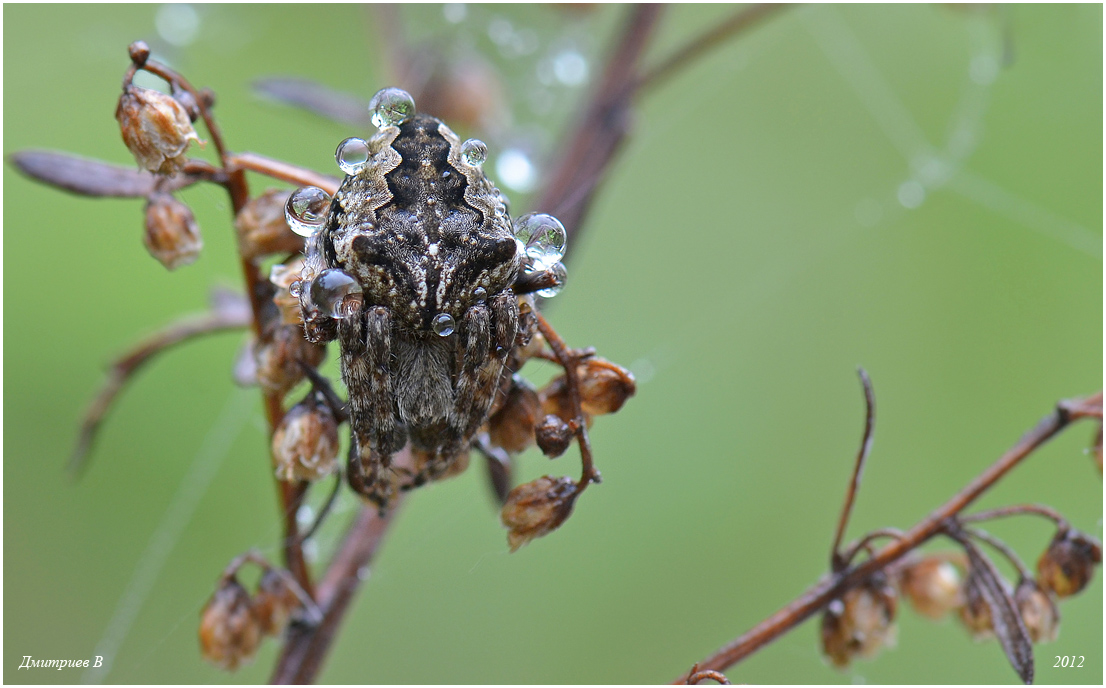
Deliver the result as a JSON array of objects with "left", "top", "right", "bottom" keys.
[
  {"left": 958, "top": 571, "right": 996, "bottom": 640},
  {"left": 252, "top": 568, "right": 302, "bottom": 637},
  {"left": 900, "top": 555, "right": 965, "bottom": 619},
  {"left": 269, "top": 258, "right": 307, "bottom": 326},
  {"left": 1037, "top": 529, "right": 1102, "bottom": 598},
  {"left": 143, "top": 192, "right": 202, "bottom": 269},
  {"left": 236, "top": 189, "right": 303, "bottom": 260},
  {"left": 116, "top": 84, "right": 201, "bottom": 176},
  {"left": 501, "top": 475, "right": 579, "bottom": 552},
  {"left": 1013, "top": 579, "right": 1059, "bottom": 643},
  {"left": 820, "top": 577, "right": 898, "bottom": 668},
  {"left": 272, "top": 395, "right": 339, "bottom": 482},
  {"left": 535, "top": 414, "right": 573, "bottom": 458},
  {"left": 255, "top": 325, "right": 326, "bottom": 398},
  {"left": 577, "top": 357, "right": 636, "bottom": 416},
  {"left": 198, "top": 577, "right": 262, "bottom": 671},
  {"left": 488, "top": 377, "right": 540, "bottom": 454}
]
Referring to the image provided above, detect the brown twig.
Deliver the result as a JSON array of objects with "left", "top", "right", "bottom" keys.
[
  {"left": 229, "top": 152, "right": 341, "bottom": 196},
  {"left": 960, "top": 503, "right": 1069, "bottom": 530},
  {"left": 638, "top": 4, "right": 792, "bottom": 92},
  {"left": 830, "top": 368, "right": 876, "bottom": 571},
  {"left": 685, "top": 663, "right": 732, "bottom": 685},
  {"left": 674, "top": 390, "right": 1101, "bottom": 681},
  {"left": 69, "top": 308, "right": 250, "bottom": 476},
  {"left": 271, "top": 452, "right": 411, "bottom": 684},
  {"left": 534, "top": 312, "right": 599, "bottom": 489}
]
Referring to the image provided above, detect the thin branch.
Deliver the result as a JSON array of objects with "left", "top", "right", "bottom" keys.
[
  {"left": 675, "top": 390, "right": 1100, "bottom": 680},
  {"left": 830, "top": 368, "right": 876, "bottom": 571},
  {"left": 9, "top": 150, "right": 209, "bottom": 198},
  {"left": 839, "top": 527, "right": 905, "bottom": 567},
  {"left": 69, "top": 308, "right": 250, "bottom": 476},
  {"left": 229, "top": 152, "right": 341, "bottom": 196},
  {"left": 271, "top": 452, "right": 410, "bottom": 684},
  {"left": 960, "top": 503, "right": 1069, "bottom": 530},
  {"left": 638, "top": 4, "right": 792, "bottom": 92},
  {"left": 685, "top": 664, "right": 731, "bottom": 685},
  {"left": 963, "top": 526, "right": 1035, "bottom": 582}
]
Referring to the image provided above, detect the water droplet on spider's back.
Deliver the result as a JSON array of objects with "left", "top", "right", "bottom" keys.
[
  {"left": 368, "top": 87, "right": 416, "bottom": 128},
  {"left": 432, "top": 313, "right": 456, "bottom": 337},
  {"left": 513, "top": 212, "right": 567, "bottom": 271},
  {"left": 461, "top": 138, "right": 488, "bottom": 166},
  {"left": 309, "top": 269, "right": 364, "bottom": 319},
  {"left": 335, "top": 137, "right": 370, "bottom": 175},
  {"left": 285, "top": 186, "right": 331, "bottom": 237}
]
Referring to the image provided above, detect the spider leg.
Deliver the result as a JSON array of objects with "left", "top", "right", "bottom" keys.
[{"left": 339, "top": 305, "right": 406, "bottom": 507}]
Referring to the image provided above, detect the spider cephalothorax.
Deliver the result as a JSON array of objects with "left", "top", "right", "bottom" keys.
[{"left": 289, "top": 89, "right": 567, "bottom": 506}]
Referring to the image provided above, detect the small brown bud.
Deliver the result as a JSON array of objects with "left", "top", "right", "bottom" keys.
[
  {"left": 820, "top": 578, "right": 898, "bottom": 668},
  {"left": 127, "top": 40, "right": 150, "bottom": 66},
  {"left": 958, "top": 573, "right": 995, "bottom": 640},
  {"left": 578, "top": 357, "right": 636, "bottom": 416},
  {"left": 255, "top": 325, "right": 326, "bottom": 398},
  {"left": 252, "top": 569, "right": 302, "bottom": 637},
  {"left": 144, "top": 192, "right": 202, "bottom": 269},
  {"left": 1037, "top": 529, "right": 1102, "bottom": 598},
  {"left": 116, "top": 84, "right": 201, "bottom": 175},
  {"left": 198, "top": 577, "right": 261, "bottom": 671},
  {"left": 272, "top": 396, "right": 339, "bottom": 482},
  {"left": 269, "top": 258, "right": 306, "bottom": 326},
  {"left": 1014, "top": 579, "right": 1059, "bottom": 643},
  {"left": 488, "top": 378, "right": 540, "bottom": 454},
  {"left": 900, "top": 556, "right": 965, "bottom": 619},
  {"left": 535, "top": 414, "right": 573, "bottom": 458},
  {"left": 236, "top": 189, "right": 304, "bottom": 260},
  {"left": 501, "top": 475, "right": 579, "bottom": 552}
]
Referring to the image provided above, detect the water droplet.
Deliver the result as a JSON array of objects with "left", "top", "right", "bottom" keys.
[
  {"left": 288, "top": 280, "right": 303, "bottom": 298},
  {"left": 368, "top": 87, "right": 415, "bottom": 128},
  {"left": 432, "top": 313, "right": 456, "bottom": 337},
  {"left": 513, "top": 212, "right": 567, "bottom": 271},
  {"left": 442, "top": 3, "right": 466, "bottom": 24},
  {"left": 285, "top": 186, "right": 331, "bottom": 237},
  {"left": 296, "top": 504, "right": 315, "bottom": 529},
  {"left": 461, "top": 138, "right": 488, "bottom": 166},
  {"left": 473, "top": 287, "right": 487, "bottom": 303},
  {"left": 335, "top": 137, "right": 370, "bottom": 175},
  {"left": 537, "top": 261, "right": 567, "bottom": 298},
  {"left": 356, "top": 566, "right": 371, "bottom": 581},
  {"left": 897, "top": 180, "right": 925, "bottom": 209},
  {"left": 310, "top": 269, "right": 364, "bottom": 319},
  {"left": 496, "top": 148, "right": 536, "bottom": 193}
]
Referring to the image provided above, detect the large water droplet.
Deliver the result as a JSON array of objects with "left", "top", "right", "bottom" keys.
[
  {"left": 369, "top": 87, "right": 415, "bottom": 128},
  {"left": 513, "top": 212, "right": 567, "bottom": 271},
  {"left": 537, "top": 262, "right": 567, "bottom": 298},
  {"left": 335, "top": 137, "right": 370, "bottom": 175},
  {"left": 310, "top": 269, "right": 364, "bottom": 319},
  {"left": 285, "top": 186, "right": 331, "bottom": 237},
  {"left": 461, "top": 138, "right": 488, "bottom": 166},
  {"left": 432, "top": 313, "right": 456, "bottom": 337}
]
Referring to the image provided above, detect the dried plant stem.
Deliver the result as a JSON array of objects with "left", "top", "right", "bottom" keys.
[
  {"left": 960, "top": 504, "right": 1069, "bottom": 529},
  {"left": 963, "top": 526, "right": 1035, "bottom": 581},
  {"left": 229, "top": 152, "right": 341, "bottom": 196},
  {"left": 675, "top": 390, "right": 1101, "bottom": 682},
  {"left": 830, "top": 368, "right": 875, "bottom": 571}
]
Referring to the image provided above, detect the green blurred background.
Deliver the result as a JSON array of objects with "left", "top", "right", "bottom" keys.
[{"left": 4, "top": 4, "right": 1101, "bottom": 684}]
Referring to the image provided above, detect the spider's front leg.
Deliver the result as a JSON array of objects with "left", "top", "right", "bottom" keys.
[
  {"left": 339, "top": 304, "right": 406, "bottom": 507},
  {"left": 448, "top": 290, "right": 519, "bottom": 456}
]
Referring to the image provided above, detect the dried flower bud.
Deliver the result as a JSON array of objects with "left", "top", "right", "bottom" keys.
[
  {"left": 236, "top": 189, "right": 303, "bottom": 260},
  {"left": 116, "top": 84, "right": 201, "bottom": 175},
  {"left": 501, "top": 475, "right": 579, "bottom": 552},
  {"left": 1037, "top": 529, "right": 1102, "bottom": 598},
  {"left": 272, "top": 396, "right": 339, "bottom": 482},
  {"left": 535, "top": 414, "right": 573, "bottom": 458},
  {"left": 577, "top": 357, "right": 636, "bottom": 416},
  {"left": 820, "top": 578, "right": 898, "bottom": 668},
  {"left": 488, "top": 378, "right": 540, "bottom": 454},
  {"left": 255, "top": 325, "right": 326, "bottom": 397},
  {"left": 1014, "top": 579, "right": 1059, "bottom": 643},
  {"left": 958, "top": 572, "right": 995, "bottom": 640},
  {"left": 198, "top": 577, "right": 261, "bottom": 671},
  {"left": 900, "top": 556, "right": 965, "bottom": 619},
  {"left": 144, "top": 192, "right": 202, "bottom": 269},
  {"left": 269, "top": 258, "right": 307, "bottom": 326},
  {"left": 127, "top": 40, "right": 150, "bottom": 67},
  {"left": 1091, "top": 424, "right": 1102, "bottom": 473},
  {"left": 252, "top": 568, "right": 302, "bottom": 636}
]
